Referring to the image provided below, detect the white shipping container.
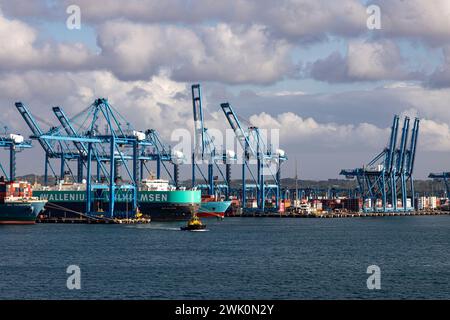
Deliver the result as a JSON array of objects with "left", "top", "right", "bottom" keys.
[
  {"left": 429, "top": 196, "right": 437, "bottom": 209},
  {"left": 417, "top": 196, "right": 426, "bottom": 210}
]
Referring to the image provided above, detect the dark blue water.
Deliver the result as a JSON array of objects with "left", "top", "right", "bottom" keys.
[{"left": 0, "top": 216, "right": 449, "bottom": 299}]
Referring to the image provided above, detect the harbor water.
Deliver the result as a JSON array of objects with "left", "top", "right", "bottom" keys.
[{"left": 0, "top": 216, "right": 449, "bottom": 299}]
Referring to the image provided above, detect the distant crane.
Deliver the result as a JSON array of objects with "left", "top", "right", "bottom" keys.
[
  {"left": 428, "top": 172, "right": 450, "bottom": 199},
  {"left": 191, "top": 84, "right": 235, "bottom": 198},
  {"left": 340, "top": 115, "right": 420, "bottom": 212},
  {"left": 0, "top": 130, "right": 32, "bottom": 181},
  {"left": 220, "top": 102, "right": 287, "bottom": 212}
]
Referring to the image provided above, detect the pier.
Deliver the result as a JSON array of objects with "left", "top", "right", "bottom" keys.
[
  {"left": 37, "top": 216, "right": 151, "bottom": 224},
  {"left": 234, "top": 209, "right": 450, "bottom": 219}
]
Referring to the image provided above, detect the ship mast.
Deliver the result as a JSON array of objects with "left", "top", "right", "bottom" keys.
[{"left": 295, "top": 158, "right": 298, "bottom": 203}]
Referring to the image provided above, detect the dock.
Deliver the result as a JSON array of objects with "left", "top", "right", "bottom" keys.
[
  {"left": 37, "top": 216, "right": 151, "bottom": 224},
  {"left": 234, "top": 210, "right": 450, "bottom": 219}
]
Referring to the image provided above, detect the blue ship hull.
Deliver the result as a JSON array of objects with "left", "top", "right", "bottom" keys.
[
  {"left": 198, "top": 201, "right": 232, "bottom": 218},
  {"left": 0, "top": 201, "right": 46, "bottom": 225}
]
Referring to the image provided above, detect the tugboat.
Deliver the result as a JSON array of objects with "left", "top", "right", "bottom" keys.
[{"left": 180, "top": 214, "right": 206, "bottom": 231}]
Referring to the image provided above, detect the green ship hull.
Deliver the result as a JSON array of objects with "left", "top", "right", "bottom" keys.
[{"left": 33, "top": 190, "right": 201, "bottom": 221}]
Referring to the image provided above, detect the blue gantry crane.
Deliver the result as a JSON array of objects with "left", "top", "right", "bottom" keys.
[
  {"left": 52, "top": 105, "right": 130, "bottom": 186},
  {"left": 15, "top": 102, "right": 81, "bottom": 185},
  {"left": 191, "top": 84, "right": 235, "bottom": 198},
  {"left": 52, "top": 106, "right": 90, "bottom": 183},
  {"left": 43, "top": 98, "right": 183, "bottom": 218},
  {"left": 142, "top": 128, "right": 185, "bottom": 187},
  {"left": 220, "top": 102, "right": 287, "bottom": 212},
  {"left": 20, "top": 98, "right": 141, "bottom": 218},
  {"left": 0, "top": 125, "right": 32, "bottom": 181},
  {"left": 428, "top": 172, "right": 450, "bottom": 199},
  {"left": 52, "top": 105, "right": 182, "bottom": 187},
  {"left": 340, "top": 115, "right": 420, "bottom": 212}
]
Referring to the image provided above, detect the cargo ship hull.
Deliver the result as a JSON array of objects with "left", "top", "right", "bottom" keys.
[
  {"left": 33, "top": 190, "right": 200, "bottom": 221},
  {"left": 198, "top": 201, "right": 232, "bottom": 218},
  {"left": 0, "top": 201, "right": 47, "bottom": 225}
]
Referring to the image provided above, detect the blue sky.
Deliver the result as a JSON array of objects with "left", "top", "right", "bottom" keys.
[{"left": 1, "top": 0, "right": 450, "bottom": 180}]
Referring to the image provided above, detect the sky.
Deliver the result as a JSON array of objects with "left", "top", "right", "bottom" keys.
[{"left": 1, "top": 0, "right": 450, "bottom": 180}]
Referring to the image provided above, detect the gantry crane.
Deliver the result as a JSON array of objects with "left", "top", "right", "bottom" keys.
[
  {"left": 191, "top": 84, "right": 235, "bottom": 198},
  {"left": 15, "top": 102, "right": 81, "bottom": 184},
  {"left": 428, "top": 172, "right": 450, "bottom": 199},
  {"left": 220, "top": 102, "right": 287, "bottom": 212},
  {"left": 340, "top": 115, "right": 420, "bottom": 212},
  {"left": 53, "top": 105, "right": 182, "bottom": 186},
  {"left": 143, "top": 128, "right": 185, "bottom": 187},
  {"left": 28, "top": 98, "right": 140, "bottom": 218},
  {"left": 17, "top": 97, "right": 185, "bottom": 218},
  {"left": 0, "top": 125, "right": 32, "bottom": 181}
]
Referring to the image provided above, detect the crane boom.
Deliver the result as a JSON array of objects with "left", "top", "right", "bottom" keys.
[
  {"left": 192, "top": 84, "right": 206, "bottom": 159},
  {"left": 220, "top": 102, "right": 256, "bottom": 157},
  {"left": 15, "top": 102, "right": 56, "bottom": 155},
  {"left": 407, "top": 118, "right": 420, "bottom": 176},
  {"left": 396, "top": 117, "right": 410, "bottom": 174},
  {"left": 52, "top": 106, "right": 88, "bottom": 156}
]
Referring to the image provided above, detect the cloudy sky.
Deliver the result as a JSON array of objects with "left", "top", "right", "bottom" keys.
[{"left": 1, "top": 0, "right": 450, "bottom": 180}]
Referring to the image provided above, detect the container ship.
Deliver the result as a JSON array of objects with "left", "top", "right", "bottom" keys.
[
  {"left": 0, "top": 178, "right": 47, "bottom": 225},
  {"left": 198, "top": 195, "right": 232, "bottom": 218},
  {"left": 32, "top": 178, "right": 201, "bottom": 221}
]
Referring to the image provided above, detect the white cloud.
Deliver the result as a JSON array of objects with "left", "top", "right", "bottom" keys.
[
  {"left": 427, "top": 46, "right": 450, "bottom": 88},
  {"left": 308, "top": 40, "right": 416, "bottom": 83},
  {"left": 0, "top": 70, "right": 192, "bottom": 138},
  {"left": 97, "top": 21, "right": 293, "bottom": 84},
  {"left": 37, "top": 0, "right": 449, "bottom": 46},
  {"left": 3, "top": 1, "right": 449, "bottom": 86},
  {"left": 256, "top": 90, "right": 306, "bottom": 97},
  {"left": 0, "top": 8, "right": 293, "bottom": 84},
  {"left": 346, "top": 41, "right": 406, "bottom": 80},
  {"left": 0, "top": 9, "right": 92, "bottom": 71},
  {"left": 246, "top": 111, "right": 450, "bottom": 156},
  {"left": 0, "top": 8, "right": 38, "bottom": 67},
  {"left": 382, "top": 82, "right": 421, "bottom": 89},
  {"left": 418, "top": 119, "right": 450, "bottom": 152},
  {"left": 61, "top": 0, "right": 449, "bottom": 45},
  {"left": 261, "top": 0, "right": 366, "bottom": 41},
  {"left": 372, "top": 0, "right": 450, "bottom": 46},
  {"left": 53, "top": 0, "right": 367, "bottom": 41},
  {"left": 248, "top": 112, "right": 389, "bottom": 152}
]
